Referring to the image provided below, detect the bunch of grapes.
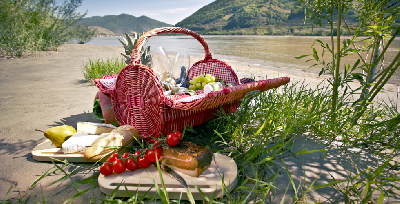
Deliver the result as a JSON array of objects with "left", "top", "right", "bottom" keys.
[{"left": 188, "top": 73, "right": 217, "bottom": 91}]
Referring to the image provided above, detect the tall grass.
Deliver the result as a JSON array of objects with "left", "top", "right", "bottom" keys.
[{"left": 81, "top": 57, "right": 126, "bottom": 83}]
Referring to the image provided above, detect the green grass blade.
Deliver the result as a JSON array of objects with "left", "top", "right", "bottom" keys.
[
  {"left": 1, "top": 185, "right": 13, "bottom": 203},
  {"left": 313, "top": 180, "right": 346, "bottom": 190},
  {"left": 62, "top": 188, "right": 90, "bottom": 204}
]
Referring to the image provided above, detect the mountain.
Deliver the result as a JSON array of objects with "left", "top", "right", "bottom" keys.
[
  {"left": 88, "top": 26, "right": 115, "bottom": 36},
  {"left": 175, "top": 0, "right": 358, "bottom": 34},
  {"left": 79, "top": 14, "right": 172, "bottom": 35},
  {"left": 176, "top": 0, "right": 297, "bottom": 31}
]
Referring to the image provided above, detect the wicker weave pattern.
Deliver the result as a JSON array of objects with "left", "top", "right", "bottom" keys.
[
  {"left": 187, "top": 59, "right": 240, "bottom": 86},
  {"left": 113, "top": 64, "right": 164, "bottom": 137},
  {"left": 107, "top": 27, "right": 290, "bottom": 139},
  {"left": 160, "top": 100, "right": 240, "bottom": 136}
]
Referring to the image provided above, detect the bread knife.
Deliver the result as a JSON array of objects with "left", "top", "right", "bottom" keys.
[{"left": 153, "top": 163, "right": 188, "bottom": 188}]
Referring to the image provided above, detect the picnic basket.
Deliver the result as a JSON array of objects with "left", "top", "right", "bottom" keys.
[{"left": 95, "top": 27, "right": 290, "bottom": 139}]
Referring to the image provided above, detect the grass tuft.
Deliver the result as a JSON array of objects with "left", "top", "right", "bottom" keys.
[{"left": 81, "top": 57, "right": 126, "bottom": 83}]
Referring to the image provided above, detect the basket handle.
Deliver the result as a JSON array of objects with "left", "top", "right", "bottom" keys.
[{"left": 131, "top": 27, "right": 212, "bottom": 65}]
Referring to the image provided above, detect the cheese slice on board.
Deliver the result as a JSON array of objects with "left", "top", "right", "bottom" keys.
[
  {"left": 61, "top": 132, "right": 100, "bottom": 153},
  {"left": 77, "top": 122, "right": 116, "bottom": 134}
]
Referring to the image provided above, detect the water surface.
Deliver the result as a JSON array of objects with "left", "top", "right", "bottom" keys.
[{"left": 87, "top": 35, "right": 400, "bottom": 84}]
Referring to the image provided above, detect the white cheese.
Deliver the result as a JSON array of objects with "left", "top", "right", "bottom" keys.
[
  {"left": 77, "top": 122, "right": 116, "bottom": 134},
  {"left": 61, "top": 132, "right": 100, "bottom": 153}
]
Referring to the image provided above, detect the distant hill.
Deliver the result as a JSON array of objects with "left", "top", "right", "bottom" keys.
[
  {"left": 175, "top": 0, "right": 358, "bottom": 34},
  {"left": 88, "top": 26, "right": 114, "bottom": 36},
  {"left": 79, "top": 14, "right": 172, "bottom": 35}
]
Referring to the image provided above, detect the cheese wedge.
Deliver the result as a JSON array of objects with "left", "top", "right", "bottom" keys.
[
  {"left": 83, "top": 125, "right": 138, "bottom": 161},
  {"left": 61, "top": 132, "right": 100, "bottom": 153},
  {"left": 77, "top": 122, "right": 116, "bottom": 134}
]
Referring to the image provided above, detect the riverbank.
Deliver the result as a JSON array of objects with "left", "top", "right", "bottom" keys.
[{"left": 0, "top": 44, "right": 398, "bottom": 203}]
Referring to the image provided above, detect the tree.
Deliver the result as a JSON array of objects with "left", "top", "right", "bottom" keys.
[
  {"left": 266, "top": 25, "right": 275, "bottom": 34},
  {"left": 0, "top": 0, "right": 86, "bottom": 57},
  {"left": 75, "top": 25, "right": 96, "bottom": 44}
]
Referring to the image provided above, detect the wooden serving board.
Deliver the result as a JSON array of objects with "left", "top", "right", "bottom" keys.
[
  {"left": 98, "top": 153, "right": 238, "bottom": 200},
  {"left": 32, "top": 139, "right": 130, "bottom": 162}
]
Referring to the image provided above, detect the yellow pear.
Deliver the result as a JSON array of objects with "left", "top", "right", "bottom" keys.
[{"left": 36, "top": 125, "right": 76, "bottom": 147}]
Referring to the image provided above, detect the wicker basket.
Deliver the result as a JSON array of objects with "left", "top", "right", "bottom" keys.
[{"left": 95, "top": 27, "right": 290, "bottom": 139}]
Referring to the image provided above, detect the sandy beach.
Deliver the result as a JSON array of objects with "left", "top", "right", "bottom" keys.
[{"left": 0, "top": 44, "right": 398, "bottom": 203}]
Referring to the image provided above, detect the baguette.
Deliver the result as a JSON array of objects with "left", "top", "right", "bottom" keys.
[{"left": 84, "top": 125, "right": 138, "bottom": 161}]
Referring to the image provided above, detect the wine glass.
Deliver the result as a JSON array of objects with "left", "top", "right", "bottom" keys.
[
  {"left": 150, "top": 47, "right": 177, "bottom": 91},
  {"left": 150, "top": 46, "right": 171, "bottom": 74},
  {"left": 171, "top": 53, "right": 190, "bottom": 88}
]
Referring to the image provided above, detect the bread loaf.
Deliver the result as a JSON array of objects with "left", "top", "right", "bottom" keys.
[
  {"left": 83, "top": 125, "right": 138, "bottom": 161},
  {"left": 160, "top": 141, "right": 213, "bottom": 177}
]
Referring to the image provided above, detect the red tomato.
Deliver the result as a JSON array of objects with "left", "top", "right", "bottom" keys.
[
  {"left": 108, "top": 153, "right": 119, "bottom": 163},
  {"left": 100, "top": 162, "right": 113, "bottom": 176},
  {"left": 134, "top": 151, "right": 141, "bottom": 156},
  {"left": 125, "top": 158, "right": 139, "bottom": 171},
  {"left": 146, "top": 147, "right": 162, "bottom": 162},
  {"left": 167, "top": 133, "right": 180, "bottom": 146},
  {"left": 137, "top": 156, "right": 152, "bottom": 168},
  {"left": 153, "top": 140, "right": 160, "bottom": 148},
  {"left": 122, "top": 152, "right": 130, "bottom": 158},
  {"left": 174, "top": 131, "right": 182, "bottom": 139},
  {"left": 112, "top": 159, "right": 126, "bottom": 173}
]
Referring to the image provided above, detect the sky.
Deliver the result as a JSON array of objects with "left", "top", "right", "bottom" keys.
[{"left": 65, "top": 0, "right": 216, "bottom": 25}]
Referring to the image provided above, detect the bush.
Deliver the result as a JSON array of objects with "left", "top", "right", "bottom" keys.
[{"left": 0, "top": 0, "right": 85, "bottom": 57}]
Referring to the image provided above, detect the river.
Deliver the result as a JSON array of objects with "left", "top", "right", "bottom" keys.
[{"left": 86, "top": 35, "right": 400, "bottom": 84}]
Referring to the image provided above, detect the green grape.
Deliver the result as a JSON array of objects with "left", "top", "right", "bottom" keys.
[
  {"left": 204, "top": 77, "right": 212, "bottom": 83},
  {"left": 189, "top": 85, "right": 196, "bottom": 90},
  {"left": 193, "top": 76, "right": 199, "bottom": 83},
  {"left": 189, "top": 80, "right": 196, "bottom": 85},
  {"left": 210, "top": 76, "right": 216, "bottom": 82},
  {"left": 196, "top": 83, "right": 202, "bottom": 88},
  {"left": 202, "top": 82, "right": 207, "bottom": 88},
  {"left": 205, "top": 74, "right": 212, "bottom": 78},
  {"left": 198, "top": 75, "right": 205, "bottom": 82}
]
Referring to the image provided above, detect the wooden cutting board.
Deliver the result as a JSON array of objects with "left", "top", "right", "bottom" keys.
[
  {"left": 32, "top": 139, "right": 130, "bottom": 162},
  {"left": 98, "top": 153, "right": 238, "bottom": 200}
]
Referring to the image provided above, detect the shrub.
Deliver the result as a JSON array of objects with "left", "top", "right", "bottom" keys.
[{"left": 0, "top": 0, "right": 85, "bottom": 57}]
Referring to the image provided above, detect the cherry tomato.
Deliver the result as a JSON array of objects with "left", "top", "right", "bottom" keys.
[
  {"left": 112, "top": 159, "right": 126, "bottom": 173},
  {"left": 134, "top": 150, "right": 141, "bottom": 156},
  {"left": 167, "top": 133, "right": 180, "bottom": 146},
  {"left": 108, "top": 153, "right": 119, "bottom": 163},
  {"left": 146, "top": 147, "right": 162, "bottom": 162},
  {"left": 125, "top": 158, "right": 139, "bottom": 171},
  {"left": 153, "top": 140, "right": 160, "bottom": 148},
  {"left": 174, "top": 131, "right": 182, "bottom": 139},
  {"left": 100, "top": 162, "right": 113, "bottom": 176},
  {"left": 122, "top": 152, "right": 130, "bottom": 158},
  {"left": 137, "top": 156, "right": 152, "bottom": 168}
]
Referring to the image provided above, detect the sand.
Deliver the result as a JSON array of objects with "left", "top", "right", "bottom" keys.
[{"left": 0, "top": 44, "right": 398, "bottom": 203}]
